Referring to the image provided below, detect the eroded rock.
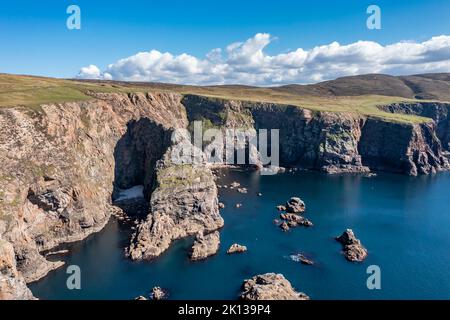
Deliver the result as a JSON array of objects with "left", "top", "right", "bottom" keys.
[
  {"left": 227, "top": 243, "right": 247, "bottom": 254},
  {"left": 240, "top": 273, "right": 309, "bottom": 300},
  {"left": 190, "top": 231, "right": 220, "bottom": 261},
  {"left": 286, "top": 197, "right": 306, "bottom": 213},
  {"left": 335, "top": 229, "right": 368, "bottom": 262}
]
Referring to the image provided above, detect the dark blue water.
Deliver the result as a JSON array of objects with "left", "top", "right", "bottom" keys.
[{"left": 30, "top": 169, "right": 450, "bottom": 300}]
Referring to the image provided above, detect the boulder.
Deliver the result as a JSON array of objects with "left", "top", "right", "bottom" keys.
[
  {"left": 227, "top": 243, "right": 247, "bottom": 254},
  {"left": 285, "top": 197, "right": 306, "bottom": 213}
]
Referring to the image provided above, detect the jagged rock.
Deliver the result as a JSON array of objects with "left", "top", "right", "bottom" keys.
[
  {"left": 240, "top": 273, "right": 309, "bottom": 300},
  {"left": 135, "top": 295, "right": 148, "bottom": 300},
  {"left": 151, "top": 287, "right": 167, "bottom": 300},
  {"left": 290, "top": 253, "right": 314, "bottom": 265},
  {"left": 128, "top": 141, "right": 224, "bottom": 261},
  {"left": 335, "top": 229, "right": 368, "bottom": 262},
  {"left": 190, "top": 231, "right": 220, "bottom": 261},
  {"left": 285, "top": 197, "right": 306, "bottom": 213},
  {"left": 237, "top": 188, "right": 248, "bottom": 194},
  {"left": 280, "top": 213, "right": 313, "bottom": 228},
  {"left": 280, "top": 222, "right": 290, "bottom": 231},
  {"left": 276, "top": 205, "right": 286, "bottom": 211},
  {"left": 227, "top": 243, "right": 247, "bottom": 254},
  {"left": 218, "top": 202, "right": 225, "bottom": 209},
  {"left": 0, "top": 238, "right": 36, "bottom": 300}
]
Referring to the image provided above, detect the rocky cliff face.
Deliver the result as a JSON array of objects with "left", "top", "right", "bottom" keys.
[
  {"left": 1, "top": 91, "right": 449, "bottom": 299},
  {"left": 182, "top": 96, "right": 450, "bottom": 175},
  {"left": 378, "top": 102, "right": 450, "bottom": 151},
  {"left": 0, "top": 92, "right": 208, "bottom": 298}
]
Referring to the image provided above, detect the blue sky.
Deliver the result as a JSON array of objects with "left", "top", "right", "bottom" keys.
[{"left": 1, "top": 0, "right": 449, "bottom": 84}]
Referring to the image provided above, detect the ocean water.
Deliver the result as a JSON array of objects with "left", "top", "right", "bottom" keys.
[{"left": 30, "top": 169, "right": 450, "bottom": 300}]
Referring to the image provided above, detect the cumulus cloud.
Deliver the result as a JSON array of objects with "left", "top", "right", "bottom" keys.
[{"left": 76, "top": 33, "right": 450, "bottom": 85}]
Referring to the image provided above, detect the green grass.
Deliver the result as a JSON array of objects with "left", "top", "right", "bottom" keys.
[{"left": 0, "top": 73, "right": 436, "bottom": 123}]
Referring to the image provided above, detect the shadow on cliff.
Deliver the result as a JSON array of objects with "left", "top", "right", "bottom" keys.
[{"left": 112, "top": 118, "right": 172, "bottom": 217}]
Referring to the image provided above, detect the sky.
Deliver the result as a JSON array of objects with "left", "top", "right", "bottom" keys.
[{"left": 1, "top": 0, "right": 450, "bottom": 85}]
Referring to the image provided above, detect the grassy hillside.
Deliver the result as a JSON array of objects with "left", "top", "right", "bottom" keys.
[{"left": 0, "top": 73, "right": 443, "bottom": 123}]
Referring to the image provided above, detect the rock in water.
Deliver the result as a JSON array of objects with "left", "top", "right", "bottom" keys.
[
  {"left": 290, "top": 253, "right": 314, "bottom": 265},
  {"left": 190, "top": 231, "right": 220, "bottom": 261},
  {"left": 280, "top": 213, "right": 313, "bottom": 228},
  {"left": 135, "top": 296, "right": 148, "bottom": 301},
  {"left": 276, "top": 205, "right": 286, "bottom": 211},
  {"left": 127, "top": 139, "right": 224, "bottom": 261},
  {"left": 237, "top": 188, "right": 248, "bottom": 194},
  {"left": 240, "top": 273, "right": 309, "bottom": 300},
  {"left": 230, "top": 181, "right": 241, "bottom": 189},
  {"left": 151, "top": 286, "right": 167, "bottom": 300},
  {"left": 335, "top": 229, "right": 368, "bottom": 262},
  {"left": 280, "top": 222, "right": 290, "bottom": 231},
  {"left": 286, "top": 197, "right": 306, "bottom": 213},
  {"left": 227, "top": 243, "right": 247, "bottom": 254}
]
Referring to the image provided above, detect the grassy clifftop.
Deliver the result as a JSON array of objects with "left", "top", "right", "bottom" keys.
[{"left": 0, "top": 73, "right": 440, "bottom": 123}]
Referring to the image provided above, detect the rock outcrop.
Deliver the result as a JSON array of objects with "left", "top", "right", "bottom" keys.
[
  {"left": 190, "top": 231, "right": 220, "bottom": 261},
  {"left": 0, "top": 237, "right": 35, "bottom": 300},
  {"left": 280, "top": 213, "right": 313, "bottom": 228},
  {"left": 227, "top": 243, "right": 247, "bottom": 254},
  {"left": 285, "top": 197, "right": 306, "bottom": 214},
  {"left": 127, "top": 143, "right": 223, "bottom": 260},
  {"left": 240, "top": 273, "right": 309, "bottom": 300},
  {"left": 336, "top": 229, "right": 368, "bottom": 262}
]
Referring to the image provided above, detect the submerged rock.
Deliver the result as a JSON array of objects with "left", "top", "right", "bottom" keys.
[
  {"left": 235, "top": 203, "right": 242, "bottom": 208},
  {"left": 290, "top": 253, "right": 314, "bottom": 265},
  {"left": 285, "top": 197, "right": 306, "bottom": 213},
  {"left": 230, "top": 181, "right": 241, "bottom": 189},
  {"left": 240, "top": 273, "right": 309, "bottom": 300},
  {"left": 190, "top": 231, "right": 220, "bottom": 261},
  {"left": 237, "top": 188, "right": 248, "bottom": 194},
  {"left": 227, "top": 243, "right": 247, "bottom": 254},
  {"left": 335, "top": 229, "right": 368, "bottom": 262}
]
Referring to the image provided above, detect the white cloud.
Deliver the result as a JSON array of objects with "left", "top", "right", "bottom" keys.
[{"left": 76, "top": 33, "right": 450, "bottom": 85}]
